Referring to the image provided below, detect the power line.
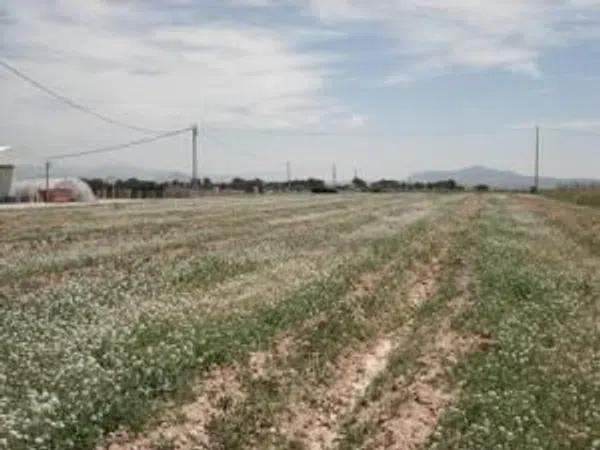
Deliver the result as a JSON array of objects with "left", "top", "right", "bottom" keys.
[
  {"left": 543, "top": 126, "right": 600, "bottom": 138},
  {"left": 48, "top": 127, "right": 192, "bottom": 161},
  {"left": 209, "top": 125, "right": 529, "bottom": 138},
  {"left": 208, "top": 125, "right": 358, "bottom": 137},
  {"left": 204, "top": 132, "right": 262, "bottom": 157},
  {"left": 0, "top": 59, "right": 161, "bottom": 134}
]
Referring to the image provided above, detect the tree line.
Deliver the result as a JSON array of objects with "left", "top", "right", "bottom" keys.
[{"left": 83, "top": 176, "right": 467, "bottom": 198}]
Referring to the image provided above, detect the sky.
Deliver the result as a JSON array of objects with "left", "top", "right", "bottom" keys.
[{"left": 2, "top": 0, "right": 600, "bottom": 181}]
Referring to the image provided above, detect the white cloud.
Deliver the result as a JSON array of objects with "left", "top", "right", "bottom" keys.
[
  {"left": 297, "top": 0, "right": 600, "bottom": 82},
  {"left": 0, "top": 0, "right": 356, "bottom": 161},
  {"left": 228, "top": 0, "right": 279, "bottom": 6},
  {"left": 343, "top": 113, "right": 367, "bottom": 128},
  {"left": 3, "top": 0, "right": 600, "bottom": 178}
]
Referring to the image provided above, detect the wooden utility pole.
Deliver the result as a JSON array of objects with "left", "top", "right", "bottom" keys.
[
  {"left": 534, "top": 125, "right": 540, "bottom": 192},
  {"left": 192, "top": 124, "right": 199, "bottom": 187},
  {"left": 45, "top": 160, "right": 50, "bottom": 192}
]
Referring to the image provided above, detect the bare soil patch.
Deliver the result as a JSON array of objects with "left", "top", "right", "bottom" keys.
[
  {"left": 279, "top": 337, "right": 394, "bottom": 449},
  {"left": 247, "top": 332, "right": 295, "bottom": 381},
  {"left": 100, "top": 366, "right": 243, "bottom": 450},
  {"left": 351, "top": 270, "right": 383, "bottom": 298},
  {"left": 364, "top": 327, "right": 471, "bottom": 450},
  {"left": 276, "top": 247, "right": 448, "bottom": 449},
  {"left": 362, "top": 265, "right": 485, "bottom": 450},
  {"left": 404, "top": 256, "right": 443, "bottom": 308},
  {"left": 100, "top": 330, "right": 297, "bottom": 450}
]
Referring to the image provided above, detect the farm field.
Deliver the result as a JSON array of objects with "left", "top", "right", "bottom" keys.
[
  {"left": 543, "top": 187, "right": 600, "bottom": 209},
  {"left": 1, "top": 193, "right": 600, "bottom": 450}
]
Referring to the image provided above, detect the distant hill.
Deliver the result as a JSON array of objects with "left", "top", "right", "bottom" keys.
[
  {"left": 14, "top": 163, "right": 598, "bottom": 189},
  {"left": 410, "top": 165, "right": 599, "bottom": 189}
]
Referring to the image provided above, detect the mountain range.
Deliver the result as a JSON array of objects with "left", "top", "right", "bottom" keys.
[
  {"left": 409, "top": 165, "right": 599, "bottom": 189},
  {"left": 11, "top": 163, "right": 599, "bottom": 189}
]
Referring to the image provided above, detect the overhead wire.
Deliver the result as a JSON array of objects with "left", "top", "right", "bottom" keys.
[
  {"left": 208, "top": 125, "right": 530, "bottom": 138},
  {"left": 0, "top": 59, "right": 162, "bottom": 135},
  {"left": 10, "top": 54, "right": 592, "bottom": 177},
  {"left": 203, "top": 130, "right": 290, "bottom": 179},
  {"left": 48, "top": 127, "right": 192, "bottom": 161},
  {"left": 542, "top": 126, "right": 600, "bottom": 138},
  {"left": 208, "top": 126, "right": 370, "bottom": 137},
  {"left": 204, "top": 129, "right": 262, "bottom": 157}
]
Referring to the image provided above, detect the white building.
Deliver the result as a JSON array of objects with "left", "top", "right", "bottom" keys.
[{"left": 0, "top": 146, "right": 14, "bottom": 199}]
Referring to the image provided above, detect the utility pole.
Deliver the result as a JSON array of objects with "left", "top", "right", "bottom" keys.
[
  {"left": 286, "top": 161, "right": 291, "bottom": 191},
  {"left": 534, "top": 125, "right": 540, "bottom": 193},
  {"left": 192, "top": 124, "right": 199, "bottom": 188},
  {"left": 332, "top": 163, "right": 337, "bottom": 186},
  {"left": 45, "top": 160, "right": 50, "bottom": 192}
]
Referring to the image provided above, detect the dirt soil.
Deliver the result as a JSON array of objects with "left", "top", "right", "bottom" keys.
[
  {"left": 276, "top": 248, "right": 447, "bottom": 449},
  {"left": 101, "top": 366, "right": 243, "bottom": 450},
  {"left": 362, "top": 265, "right": 486, "bottom": 450}
]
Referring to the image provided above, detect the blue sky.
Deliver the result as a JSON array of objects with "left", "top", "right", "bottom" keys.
[{"left": 2, "top": 0, "right": 600, "bottom": 180}]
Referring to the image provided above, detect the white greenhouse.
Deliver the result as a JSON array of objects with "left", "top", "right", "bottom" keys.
[{"left": 10, "top": 178, "right": 96, "bottom": 202}]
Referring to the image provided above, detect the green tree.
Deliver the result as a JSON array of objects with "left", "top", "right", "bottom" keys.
[{"left": 352, "top": 177, "right": 368, "bottom": 190}]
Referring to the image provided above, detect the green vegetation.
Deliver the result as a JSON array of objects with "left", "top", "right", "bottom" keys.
[
  {"left": 543, "top": 186, "right": 600, "bottom": 208},
  {"left": 83, "top": 176, "right": 466, "bottom": 198},
  {"left": 208, "top": 214, "right": 454, "bottom": 449},
  {"left": 1, "top": 193, "right": 600, "bottom": 450},
  {"left": 430, "top": 198, "right": 600, "bottom": 449},
  {"left": 0, "top": 194, "right": 448, "bottom": 450}
]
